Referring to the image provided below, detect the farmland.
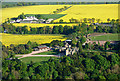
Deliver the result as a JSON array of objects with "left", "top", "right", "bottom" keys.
[
  {"left": 89, "top": 33, "right": 120, "bottom": 41},
  {"left": 2, "top": 5, "right": 70, "bottom": 22},
  {"left": 2, "top": 4, "right": 118, "bottom": 23},
  {"left": 12, "top": 23, "right": 78, "bottom": 28},
  {"left": 1, "top": 33, "right": 67, "bottom": 46},
  {"left": 55, "top": 4, "right": 118, "bottom": 22}
]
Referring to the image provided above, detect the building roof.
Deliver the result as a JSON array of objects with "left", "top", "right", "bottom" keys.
[
  {"left": 66, "top": 39, "right": 72, "bottom": 42},
  {"left": 38, "top": 45, "right": 49, "bottom": 49}
]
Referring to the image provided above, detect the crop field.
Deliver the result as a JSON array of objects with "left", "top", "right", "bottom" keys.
[
  {"left": 1, "top": 33, "right": 67, "bottom": 46},
  {"left": 12, "top": 23, "right": 78, "bottom": 28},
  {"left": 55, "top": 4, "right": 118, "bottom": 22},
  {"left": 2, "top": 5, "right": 70, "bottom": 22},
  {"left": 89, "top": 33, "right": 120, "bottom": 41},
  {"left": 2, "top": 4, "right": 118, "bottom": 23},
  {"left": 21, "top": 57, "right": 57, "bottom": 64}
]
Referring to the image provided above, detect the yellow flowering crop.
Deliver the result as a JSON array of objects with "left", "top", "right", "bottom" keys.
[{"left": 1, "top": 33, "right": 67, "bottom": 46}]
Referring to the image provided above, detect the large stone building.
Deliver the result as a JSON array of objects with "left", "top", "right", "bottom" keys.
[{"left": 59, "top": 43, "right": 79, "bottom": 56}]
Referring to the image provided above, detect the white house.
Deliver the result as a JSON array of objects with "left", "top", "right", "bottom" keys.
[
  {"left": 23, "top": 16, "right": 38, "bottom": 21},
  {"left": 10, "top": 20, "right": 15, "bottom": 23},
  {"left": 46, "top": 18, "right": 54, "bottom": 23},
  {"left": 16, "top": 19, "right": 22, "bottom": 23}
]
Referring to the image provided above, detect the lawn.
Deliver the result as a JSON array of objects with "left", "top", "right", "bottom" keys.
[
  {"left": 1, "top": 33, "right": 67, "bottom": 46},
  {"left": 35, "top": 50, "right": 59, "bottom": 55},
  {"left": 21, "top": 57, "right": 57, "bottom": 64},
  {"left": 89, "top": 33, "right": 120, "bottom": 41}
]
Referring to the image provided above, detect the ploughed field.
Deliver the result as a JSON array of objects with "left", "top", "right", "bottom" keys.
[{"left": 1, "top": 33, "right": 66, "bottom": 46}]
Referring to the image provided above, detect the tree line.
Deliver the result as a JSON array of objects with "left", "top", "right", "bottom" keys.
[
  {"left": 53, "top": 6, "right": 69, "bottom": 14},
  {"left": 2, "top": 43, "right": 120, "bottom": 79},
  {"left": 2, "top": 41, "right": 39, "bottom": 58},
  {"left": 2, "top": 2, "right": 38, "bottom": 8},
  {"left": 2, "top": 21, "right": 120, "bottom": 36},
  {"left": 2, "top": 2, "right": 119, "bottom": 9}
]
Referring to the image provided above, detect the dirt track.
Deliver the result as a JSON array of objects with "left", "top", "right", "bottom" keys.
[{"left": 16, "top": 50, "right": 60, "bottom": 59}]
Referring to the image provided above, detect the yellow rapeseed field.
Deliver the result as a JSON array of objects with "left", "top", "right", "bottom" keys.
[
  {"left": 55, "top": 4, "right": 118, "bottom": 22},
  {"left": 13, "top": 23, "right": 78, "bottom": 28},
  {"left": 2, "top": 5, "right": 70, "bottom": 22},
  {"left": 1, "top": 33, "right": 67, "bottom": 46},
  {"left": 2, "top": 4, "right": 118, "bottom": 23}
]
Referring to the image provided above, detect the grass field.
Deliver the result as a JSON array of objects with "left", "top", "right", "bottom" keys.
[
  {"left": 1, "top": 33, "right": 67, "bottom": 46},
  {"left": 35, "top": 50, "right": 59, "bottom": 55},
  {"left": 55, "top": 4, "right": 118, "bottom": 22},
  {"left": 2, "top": 5, "right": 70, "bottom": 22},
  {"left": 12, "top": 23, "right": 78, "bottom": 28},
  {"left": 89, "top": 33, "right": 120, "bottom": 41},
  {"left": 21, "top": 57, "right": 57, "bottom": 64},
  {"left": 25, "top": 14, "right": 66, "bottom": 19}
]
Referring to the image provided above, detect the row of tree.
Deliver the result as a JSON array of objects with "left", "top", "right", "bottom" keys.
[
  {"left": 2, "top": 21, "right": 120, "bottom": 35},
  {"left": 53, "top": 6, "right": 69, "bottom": 14},
  {"left": 2, "top": 2, "right": 119, "bottom": 8},
  {"left": 2, "top": 2, "right": 38, "bottom": 8},
  {"left": 57, "top": 18, "right": 120, "bottom": 24}
]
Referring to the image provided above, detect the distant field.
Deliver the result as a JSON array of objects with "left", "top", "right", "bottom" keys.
[
  {"left": 2, "top": 4, "right": 118, "bottom": 23},
  {"left": 21, "top": 57, "right": 57, "bottom": 64},
  {"left": 35, "top": 50, "right": 59, "bottom": 55},
  {"left": 13, "top": 23, "right": 78, "bottom": 28},
  {"left": 2, "top": 5, "right": 70, "bottom": 22},
  {"left": 89, "top": 34, "right": 120, "bottom": 41},
  {"left": 1, "top": 33, "right": 66, "bottom": 46},
  {"left": 55, "top": 4, "right": 118, "bottom": 22},
  {"left": 25, "top": 14, "right": 66, "bottom": 19}
]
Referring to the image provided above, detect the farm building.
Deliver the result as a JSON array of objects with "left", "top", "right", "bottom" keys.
[
  {"left": 34, "top": 45, "right": 50, "bottom": 51},
  {"left": 23, "top": 16, "right": 38, "bottom": 21},
  {"left": 46, "top": 18, "right": 54, "bottom": 23},
  {"left": 16, "top": 19, "right": 22, "bottom": 23},
  {"left": 10, "top": 20, "right": 15, "bottom": 23}
]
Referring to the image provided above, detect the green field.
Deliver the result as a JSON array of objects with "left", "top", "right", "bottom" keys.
[
  {"left": 35, "top": 50, "right": 59, "bottom": 55},
  {"left": 21, "top": 57, "right": 57, "bottom": 64},
  {"left": 25, "top": 14, "right": 66, "bottom": 19},
  {"left": 89, "top": 34, "right": 120, "bottom": 41}
]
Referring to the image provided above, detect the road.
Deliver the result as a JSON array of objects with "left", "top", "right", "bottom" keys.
[{"left": 15, "top": 50, "right": 60, "bottom": 59}]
